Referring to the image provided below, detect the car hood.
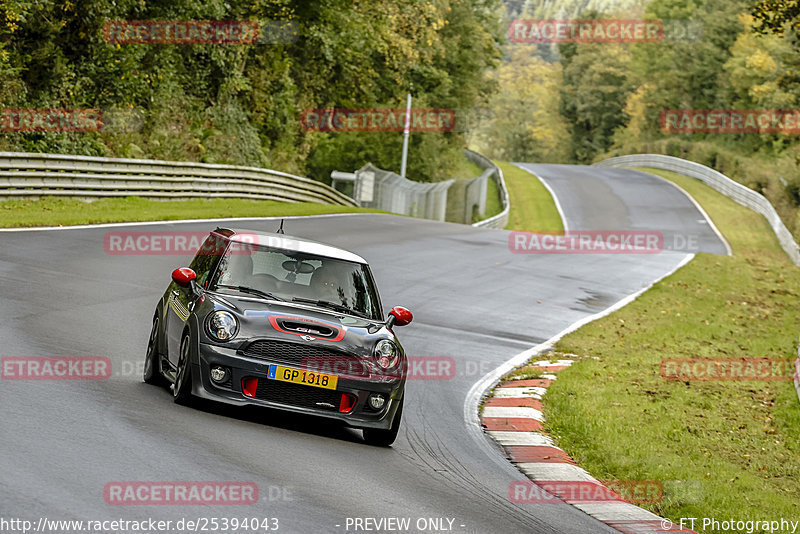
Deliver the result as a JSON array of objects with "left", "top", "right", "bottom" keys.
[{"left": 201, "top": 293, "right": 396, "bottom": 359}]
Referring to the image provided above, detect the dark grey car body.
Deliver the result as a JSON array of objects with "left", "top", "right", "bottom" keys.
[{"left": 144, "top": 227, "right": 410, "bottom": 444}]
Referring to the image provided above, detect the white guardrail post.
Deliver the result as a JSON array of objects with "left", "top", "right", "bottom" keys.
[
  {"left": 0, "top": 151, "right": 357, "bottom": 206},
  {"left": 595, "top": 154, "right": 800, "bottom": 266}
]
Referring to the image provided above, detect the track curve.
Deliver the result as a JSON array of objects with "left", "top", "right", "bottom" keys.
[{"left": 0, "top": 164, "right": 725, "bottom": 533}]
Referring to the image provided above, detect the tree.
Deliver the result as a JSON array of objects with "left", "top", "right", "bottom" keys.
[
  {"left": 752, "top": 0, "right": 800, "bottom": 97},
  {"left": 0, "top": 0, "right": 504, "bottom": 182},
  {"left": 559, "top": 41, "right": 633, "bottom": 162},
  {"left": 469, "top": 46, "right": 570, "bottom": 163}
]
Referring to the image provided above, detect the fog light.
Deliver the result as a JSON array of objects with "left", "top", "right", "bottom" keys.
[
  {"left": 210, "top": 366, "right": 228, "bottom": 383},
  {"left": 368, "top": 394, "right": 386, "bottom": 411}
]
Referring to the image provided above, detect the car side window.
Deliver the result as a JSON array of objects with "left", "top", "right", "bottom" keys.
[{"left": 190, "top": 235, "right": 224, "bottom": 289}]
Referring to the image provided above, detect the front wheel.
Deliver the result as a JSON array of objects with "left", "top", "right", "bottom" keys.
[
  {"left": 143, "top": 315, "right": 165, "bottom": 386},
  {"left": 363, "top": 399, "right": 403, "bottom": 447},
  {"left": 173, "top": 334, "right": 194, "bottom": 406}
]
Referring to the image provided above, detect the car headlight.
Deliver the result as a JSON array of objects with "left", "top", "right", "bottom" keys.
[
  {"left": 206, "top": 311, "right": 239, "bottom": 341},
  {"left": 374, "top": 339, "right": 399, "bottom": 369}
]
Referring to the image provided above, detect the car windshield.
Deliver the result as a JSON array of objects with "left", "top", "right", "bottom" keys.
[{"left": 208, "top": 242, "right": 382, "bottom": 321}]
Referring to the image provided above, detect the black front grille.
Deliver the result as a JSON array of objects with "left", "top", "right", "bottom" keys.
[
  {"left": 242, "top": 340, "right": 367, "bottom": 376},
  {"left": 254, "top": 379, "right": 342, "bottom": 411},
  {"left": 217, "top": 375, "right": 232, "bottom": 389}
]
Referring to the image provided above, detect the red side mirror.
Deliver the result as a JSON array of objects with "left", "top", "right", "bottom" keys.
[
  {"left": 389, "top": 306, "right": 413, "bottom": 327},
  {"left": 172, "top": 267, "right": 197, "bottom": 287}
]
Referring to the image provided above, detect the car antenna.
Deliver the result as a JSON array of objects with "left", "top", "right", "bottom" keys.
[{"left": 276, "top": 219, "right": 285, "bottom": 234}]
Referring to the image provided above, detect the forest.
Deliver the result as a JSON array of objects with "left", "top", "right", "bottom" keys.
[
  {"left": 0, "top": 0, "right": 504, "bottom": 182},
  {"left": 2, "top": 0, "right": 800, "bottom": 233}
]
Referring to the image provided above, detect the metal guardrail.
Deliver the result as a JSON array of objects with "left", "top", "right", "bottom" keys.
[
  {"left": 355, "top": 163, "right": 454, "bottom": 221},
  {"left": 595, "top": 154, "right": 800, "bottom": 265},
  {"left": 0, "top": 151, "right": 357, "bottom": 206},
  {"left": 459, "top": 149, "right": 491, "bottom": 225},
  {"left": 469, "top": 151, "right": 509, "bottom": 229},
  {"left": 457, "top": 170, "right": 490, "bottom": 224}
]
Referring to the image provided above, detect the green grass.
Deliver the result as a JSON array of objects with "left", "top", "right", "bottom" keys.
[
  {"left": 496, "top": 161, "right": 563, "bottom": 232},
  {"left": 542, "top": 168, "right": 800, "bottom": 530},
  {"left": 445, "top": 154, "right": 499, "bottom": 224},
  {"left": 633, "top": 168, "right": 788, "bottom": 263},
  {"left": 482, "top": 173, "right": 503, "bottom": 221},
  {"left": 454, "top": 157, "right": 484, "bottom": 179},
  {"left": 0, "top": 196, "right": 382, "bottom": 228}
]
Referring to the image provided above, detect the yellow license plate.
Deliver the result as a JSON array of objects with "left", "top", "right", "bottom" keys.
[{"left": 267, "top": 365, "right": 338, "bottom": 390}]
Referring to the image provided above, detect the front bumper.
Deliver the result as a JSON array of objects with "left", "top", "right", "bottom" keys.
[{"left": 190, "top": 342, "right": 404, "bottom": 430}]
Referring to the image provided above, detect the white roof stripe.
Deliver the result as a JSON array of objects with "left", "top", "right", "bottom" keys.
[{"left": 226, "top": 229, "right": 367, "bottom": 263}]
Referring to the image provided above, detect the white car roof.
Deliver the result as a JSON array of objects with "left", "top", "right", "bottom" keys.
[{"left": 222, "top": 228, "right": 368, "bottom": 264}]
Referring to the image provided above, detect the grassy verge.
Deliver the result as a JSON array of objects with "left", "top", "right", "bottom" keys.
[
  {"left": 481, "top": 173, "right": 503, "bottom": 221},
  {"left": 455, "top": 157, "right": 484, "bottom": 178},
  {"left": 543, "top": 168, "right": 800, "bottom": 530},
  {"left": 496, "top": 161, "right": 563, "bottom": 232},
  {"left": 445, "top": 155, "right": 497, "bottom": 224},
  {"left": 0, "top": 196, "right": 382, "bottom": 228},
  {"left": 633, "top": 168, "right": 788, "bottom": 264},
  {"left": 604, "top": 138, "right": 800, "bottom": 242}
]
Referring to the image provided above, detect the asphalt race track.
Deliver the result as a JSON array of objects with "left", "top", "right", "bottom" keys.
[
  {"left": 515, "top": 163, "right": 730, "bottom": 256},
  {"left": 0, "top": 165, "right": 727, "bottom": 533}
]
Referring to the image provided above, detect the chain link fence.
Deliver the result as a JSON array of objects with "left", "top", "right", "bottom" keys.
[
  {"left": 333, "top": 150, "right": 507, "bottom": 227},
  {"left": 351, "top": 163, "right": 454, "bottom": 221}
]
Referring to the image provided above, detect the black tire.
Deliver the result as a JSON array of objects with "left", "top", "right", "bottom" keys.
[
  {"left": 173, "top": 334, "right": 194, "bottom": 406},
  {"left": 363, "top": 399, "right": 403, "bottom": 447},
  {"left": 143, "top": 315, "right": 165, "bottom": 386}
]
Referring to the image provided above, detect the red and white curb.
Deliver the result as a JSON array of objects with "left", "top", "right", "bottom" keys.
[{"left": 480, "top": 358, "right": 697, "bottom": 534}]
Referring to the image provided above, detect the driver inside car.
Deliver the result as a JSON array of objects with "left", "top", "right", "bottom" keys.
[
  {"left": 220, "top": 254, "right": 254, "bottom": 286},
  {"left": 310, "top": 265, "right": 350, "bottom": 305}
]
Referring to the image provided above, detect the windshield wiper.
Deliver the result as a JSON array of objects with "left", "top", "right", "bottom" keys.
[
  {"left": 217, "top": 285, "right": 284, "bottom": 301},
  {"left": 292, "top": 297, "right": 370, "bottom": 319}
]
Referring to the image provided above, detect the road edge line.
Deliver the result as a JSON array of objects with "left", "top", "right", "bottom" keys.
[
  {"left": 463, "top": 252, "right": 697, "bottom": 533},
  {"left": 628, "top": 168, "right": 733, "bottom": 257},
  {"left": 511, "top": 163, "right": 569, "bottom": 232}
]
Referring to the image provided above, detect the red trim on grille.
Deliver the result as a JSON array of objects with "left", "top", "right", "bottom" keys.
[{"left": 268, "top": 315, "right": 345, "bottom": 342}]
